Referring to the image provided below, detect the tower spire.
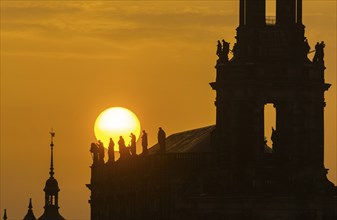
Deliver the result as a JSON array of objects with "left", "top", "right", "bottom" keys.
[
  {"left": 39, "top": 129, "right": 65, "bottom": 220},
  {"left": 49, "top": 128, "right": 55, "bottom": 178},
  {"left": 23, "top": 198, "right": 36, "bottom": 220},
  {"left": 3, "top": 209, "right": 7, "bottom": 220},
  {"left": 28, "top": 198, "right": 33, "bottom": 210}
]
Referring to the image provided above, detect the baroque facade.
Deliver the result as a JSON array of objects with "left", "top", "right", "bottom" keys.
[{"left": 87, "top": 0, "right": 337, "bottom": 219}]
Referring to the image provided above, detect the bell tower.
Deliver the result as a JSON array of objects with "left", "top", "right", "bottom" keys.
[
  {"left": 211, "top": 0, "right": 334, "bottom": 194},
  {"left": 38, "top": 130, "right": 65, "bottom": 220}
]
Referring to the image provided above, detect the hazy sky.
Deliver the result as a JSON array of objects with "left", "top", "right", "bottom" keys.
[{"left": 1, "top": 1, "right": 336, "bottom": 219}]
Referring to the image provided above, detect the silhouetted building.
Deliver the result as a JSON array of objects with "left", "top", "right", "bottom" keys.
[
  {"left": 38, "top": 131, "right": 65, "bottom": 220},
  {"left": 23, "top": 199, "right": 36, "bottom": 220},
  {"left": 3, "top": 131, "right": 66, "bottom": 220},
  {"left": 87, "top": 1, "right": 337, "bottom": 219}
]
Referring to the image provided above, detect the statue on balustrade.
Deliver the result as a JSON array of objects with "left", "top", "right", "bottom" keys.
[
  {"left": 130, "top": 133, "right": 137, "bottom": 156},
  {"left": 97, "top": 140, "right": 105, "bottom": 164},
  {"left": 216, "top": 40, "right": 222, "bottom": 57},
  {"left": 108, "top": 138, "right": 115, "bottom": 163},
  {"left": 141, "top": 130, "right": 148, "bottom": 156},
  {"left": 118, "top": 136, "right": 130, "bottom": 159},
  {"left": 90, "top": 143, "right": 99, "bottom": 165},
  {"left": 158, "top": 127, "right": 166, "bottom": 153}
]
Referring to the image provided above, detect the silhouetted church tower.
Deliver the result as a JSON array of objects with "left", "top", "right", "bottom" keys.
[
  {"left": 211, "top": 0, "right": 333, "bottom": 194},
  {"left": 38, "top": 130, "right": 65, "bottom": 220},
  {"left": 88, "top": 1, "right": 337, "bottom": 219}
]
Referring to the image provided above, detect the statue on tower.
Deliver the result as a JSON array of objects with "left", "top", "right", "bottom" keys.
[
  {"left": 303, "top": 38, "right": 311, "bottom": 61},
  {"left": 313, "top": 41, "right": 325, "bottom": 65},
  {"left": 216, "top": 40, "right": 222, "bottom": 57},
  {"left": 216, "top": 39, "right": 230, "bottom": 64},
  {"left": 222, "top": 39, "right": 230, "bottom": 57}
]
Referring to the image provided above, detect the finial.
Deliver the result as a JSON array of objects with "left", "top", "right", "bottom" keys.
[
  {"left": 50, "top": 128, "right": 55, "bottom": 147},
  {"left": 28, "top": 198, "right": 33, "bottom": 209},
  {"left": 3, "top": 209, "right": 7, "bottom": 220},
  {"left": 49, "top": 128, "right": 55, "bottom": 177}
]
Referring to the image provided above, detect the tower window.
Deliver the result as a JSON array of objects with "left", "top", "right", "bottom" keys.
[
  {"left": 264, "top": 103, "right": 276, "bottom": 151},
  {"left": 266, "top": 0, "right": 276, "bottom": 25}
]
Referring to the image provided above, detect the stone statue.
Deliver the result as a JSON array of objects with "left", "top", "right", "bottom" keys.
[
  {"left": 118, "top": 136, "right": 130, "bottom": 159},
  {"left": 313, "top": 41, "right": 325, "bottom": 65},
  {"left": 158, "top": 127, "right": 166, "bottom": 153},
  {"left": 141, "top": 130, "right": 148, "bottom": 155},
  {"left": 232, "top": 43, "right": 238, "bottom": 58},
  {"left": 264, "top": 137, "right": 268, "bottom": 145},
  {"left": 216, "top": 40, "right": 222, "bottom": 57},
  {"left": 222, "top": 39, "right": 230, "bottom": 58},
  {"left": 304, "top": 39, "right": 310, "bottom": 55},
  {"left": 130, "top": 133, "right": 137, "bottom": 156},
  {"left": 313, "top": 42, "right": 320, "bottom": 63},
  {"left": 90, "top": 143, "right": 99, "bottom": 164},
  {"left": 108, "top": 138, "right": 115, "bottom": 163},
  {"left": 318, "top": 41, "right": 325, "bottom": 62},
  {"left": 216, "top": 39, "right": 230, "bottom": 63},
  {"left": 271, "top": 127, "right": 277, "bottom": 148},
  {"left": 97, "top": 140, "right": 105, "bottom": 164}
]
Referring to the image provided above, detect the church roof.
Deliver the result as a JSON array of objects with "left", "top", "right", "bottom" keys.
[
  {"left": 148, "top": 125, "right": 215, "bottom": 153},
  {"left": 148, "top": 125, "right": 272, "bottom": 154}
]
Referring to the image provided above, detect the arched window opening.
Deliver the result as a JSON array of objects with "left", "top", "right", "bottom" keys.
[
  {"left": 264, "top": 103, "right": 276, "bottom": 152},
  {"left": 266, "top": 0, "right": 276, "bottom": 25}
]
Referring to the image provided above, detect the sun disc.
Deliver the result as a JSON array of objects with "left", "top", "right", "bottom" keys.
[{"left": 94, "top": 107, "right": 141, "bottom": 151}]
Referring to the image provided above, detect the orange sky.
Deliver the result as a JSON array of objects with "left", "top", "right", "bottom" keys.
[{"left": 1, "top": 1, "right": 336, "bottom": 219}]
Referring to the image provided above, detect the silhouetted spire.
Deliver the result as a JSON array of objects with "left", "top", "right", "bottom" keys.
[
  {"left": 38, "top": 129, "right": 65, "bottom": 220},
  {"left": 23, "top": 199, "right": 36, "bottom": 220},
  {"left": 49, "top": 128, "right": 55, "bottom": 178},
  {"left": 29, "top": 198, "right": 33, "bottom": 209},
  {"left": 3, "top": 209, "right": 7, "bottom": 220}
]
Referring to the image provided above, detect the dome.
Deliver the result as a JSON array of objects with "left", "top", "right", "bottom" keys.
[{"left": 44, "top": 177, "right": 60, "bottom": 192}]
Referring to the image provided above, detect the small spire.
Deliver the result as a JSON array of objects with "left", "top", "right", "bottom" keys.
[
  {"left": 3, "top": 209, "right": 7, "bottom": 220},
  {"left": 23, "top": 199, "right": 36, "bottom": 220},
  {"left": 28, "top": 198, "right": 33, "bottom": 209},
  {"left": 49, "top": 128, "right": 56, "bottom": 178}
]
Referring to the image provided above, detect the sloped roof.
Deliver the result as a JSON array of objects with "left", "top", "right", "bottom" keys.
[
  {"left": 148, "top": 125, "right": 272, "bottom": 154},
  {"left": 38, "top": 212, "right": 65, "bottom": 220},
  {"left": 148, "top": 125, "right": 215, "bottom": 154}
]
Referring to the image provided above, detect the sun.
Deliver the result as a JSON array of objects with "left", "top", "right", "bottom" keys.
[{"left": 94, "top": 107, "right": 141, "bottom": 151}]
